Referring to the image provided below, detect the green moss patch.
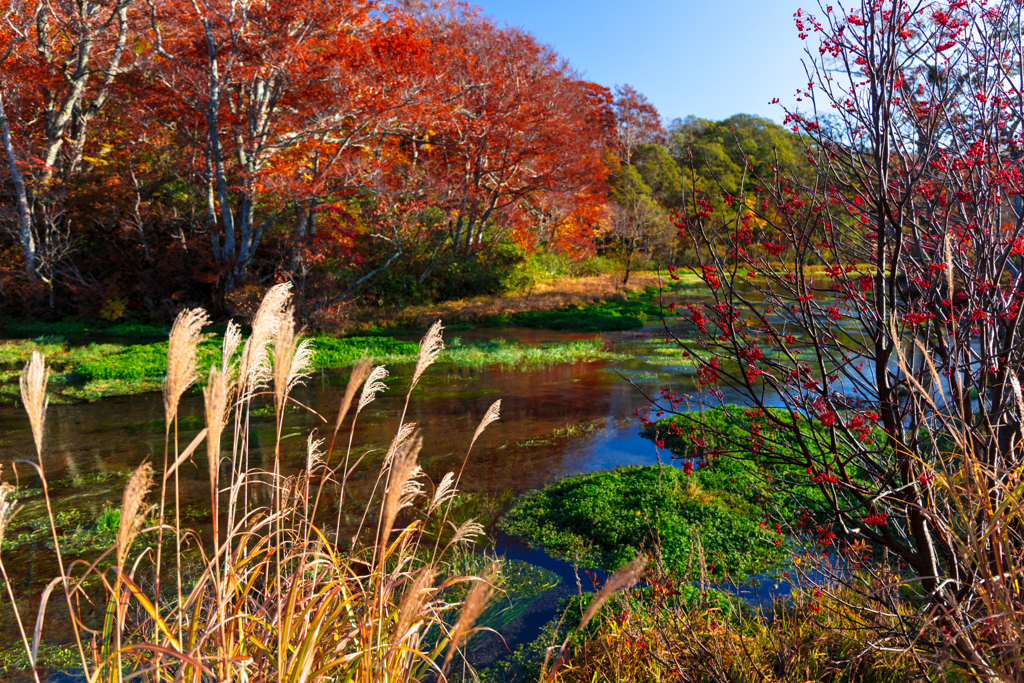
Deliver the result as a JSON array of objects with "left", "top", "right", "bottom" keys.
[{"left": 500, "top": 464, "right": 786, "bottom": 582}]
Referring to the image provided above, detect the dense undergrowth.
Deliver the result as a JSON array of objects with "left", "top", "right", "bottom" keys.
[{"left": 485, "top": 569, "right": 950, "bottom": 683}]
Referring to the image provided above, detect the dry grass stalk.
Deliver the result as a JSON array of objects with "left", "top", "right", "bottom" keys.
[
  {"left": 334, "top": 357, "right": 372, "bottom": 435},
  {"left": 272, "top": 305, "right": 314, "bottom": 414},
  {"left": 204, "top": 364, "right": 232, "bottom": 480},
  {"left": 163, "top": 307, "right": 209, "bottom": 426},
  {"left": 358, "top": 365, "right": 389, "bottom": 414},
  {"left": 470, "top": 399, "right": 501, "bottom": 450},
  {"left": 117, "top": 464, "right": 153, "bottom": 568},
  {"left": 380, "top": 432, "right": 424, "bottom": 546},
  {"left": 442, "top": 561, "right": 498, "bottom": 672},
  {"left": 238, "top": 283, "right": 292, "bottom": 399},
  {"left": 411, "top": 320, "right": 444, "bottom": 390},
  {"left": 19, "top": 351, "right": 48, "bottom": 456}
]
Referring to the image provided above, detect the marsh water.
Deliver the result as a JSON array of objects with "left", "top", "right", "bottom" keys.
[{"left": 0, "top": 310, "right": 809, "bottom": 672}]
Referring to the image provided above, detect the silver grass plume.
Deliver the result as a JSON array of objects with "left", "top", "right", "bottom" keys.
[
  {"left": 19, "top": 351, "right": 48, "bottom": 457},
  {"left": 221, "top": 321, "right": 243, "bottom": 376},
  {"left": 357, "top": 365, "right": 389, "bottom": 414},
  {"left": 411, "top": 320, "right": 444, "bottom": 390},
  {"left": 272, "top": 306, "right": 314, "bottom": 413},
  {"left": 381, "top": 431, "right": 423, "bottom": 545},
  {"left": 385, "top": 422, "right": 418, "bottom": 468},
  {"left": 577, "top": 556, "right": 646, "bottom": 631},
  {"left": 448, "top": 518, "right": 484, "bottom": 546},
  {"left": 470, "top": 400, "right": 501, "bottom": 451},
  {"left": 335, "top": 358, "right": 373, "bottom": 434},
  {"left": 429, "top": 472, "right": 457, "bottom": 514},
  {"left": 393, "top": 567, "right": 437, "bottom": 646},
  {"left": 442, "top": 562, "right": 498, "bottom": 671},
  {"left": 117, "top": 463, "right": 153, "bottom": 568},
  {"left": 307, "top": 431, "right": 325, "bottom": 473},
  {"left": 163, "top": 308, "right": 210, "bottom": 427},
  {"left": 204, "top": 364, "right": 233, "bottom": 481},
  {"left": 238, "top": 283, "right": 292, "bottom": 400}
]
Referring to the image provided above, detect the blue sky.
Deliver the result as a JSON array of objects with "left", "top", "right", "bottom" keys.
[{"left": 475, "top": 0, "right": 809, "bottom": 125}]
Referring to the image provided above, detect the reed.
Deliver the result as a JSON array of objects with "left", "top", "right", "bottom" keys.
[{"left": 3, "top": 315, "right": 515, "bottom": 683}]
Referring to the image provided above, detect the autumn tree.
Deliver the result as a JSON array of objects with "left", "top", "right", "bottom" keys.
[
  {"left": 672, "top": 0, "right": 1024, "bottom": 676},
  {"left": 1, "top": 0, "right": 146, "bottom": 293},
  {"left": 611, "top": 84, "right": 663, "bottom": 165},
  {"left": 410, "top": 15, "right": 610, "bottom": 282}
]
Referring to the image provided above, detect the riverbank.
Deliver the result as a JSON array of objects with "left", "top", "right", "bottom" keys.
[{"left": 1, "top": 273, "right": 706, "bottom": 403}]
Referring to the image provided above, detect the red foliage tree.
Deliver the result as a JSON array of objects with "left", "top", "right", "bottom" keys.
[{"left": 673, "top": 0, "right": 1024, "bottom": 674}]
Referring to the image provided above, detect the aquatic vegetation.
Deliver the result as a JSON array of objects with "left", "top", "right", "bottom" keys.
[
  {"left": 1, "top": 329, "right": 625, "bottom": 402},
  {"left": 443, "top": 338, "right": 624, "bottom": 367},
  {"left": 500, "top": 464, "right": 787, "bottom": 581}
]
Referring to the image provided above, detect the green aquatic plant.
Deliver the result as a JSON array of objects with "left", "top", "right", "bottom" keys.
[{"left": 500, "top": 464, "right": 786, "bottom": 581}]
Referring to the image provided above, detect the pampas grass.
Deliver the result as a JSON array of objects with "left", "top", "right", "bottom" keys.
[
  {"left": 162, "top": 308, "right": 209, "bottom": 427},
  {"left": 6, "top": 317, "right": 545, "bottom": 683},
  {"left": 19, "top": 351, "right": 48, "bottom": 457}
]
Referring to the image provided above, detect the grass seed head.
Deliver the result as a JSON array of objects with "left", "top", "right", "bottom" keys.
[
  {"left": 358, "top": 365, "right": 389, "bottom": 414},
  {"left": 221, "top": 320, "right": 243, "bottom": 376},
  {"left": 204, "top": 364, "right": 233, "bottom": 480},
  {"left": 412, "top": 320, "right": 444, "bottom": 389},
  {"left": 429, "top": 472, "right": 457, "bottom": 514},
  {"left": 163, "top": 307, "right": 210, "bottom": 426},
  {"left": 19, "top": 351, "right": 49, "bottom": 457},
  {"left": 443, "top": 561, "right": 498, "bottom": 671},
  {"left": 334, "top": 357, "right": 372, "bottom": 433},
  {"left": 381, "top": 431, "right": 423, "bottom": 544},
  {"left": 239, "top": 283, "right": 292, "bottom": 399},
  {"left": 471, "top": 399, "right": 501, "bottom": 448},
  {"left": 272, "top": 306, "right": 314, "bottom": 412},
  {"left": 307, "top": 431, "right": 325, "bottom": 472},
  {"left": 118, "top": 463, "right": 153, "bottom": 567}
]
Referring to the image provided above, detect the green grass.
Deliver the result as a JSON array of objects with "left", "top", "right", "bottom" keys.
[
  {"left": 486, "top": 297, "right": 661, "bottom": 331},
  {"left": 499, "top": 463, "right": 787, "bottom": 582},
  {"left": 443, "top": 338, "right": 624, "bottom": 367},
  {"left": 1, "top": 332, "right": 625, "bottom": 402}
]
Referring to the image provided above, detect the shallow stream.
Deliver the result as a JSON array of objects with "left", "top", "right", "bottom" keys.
[{"left": 0, "top": 317, "right": 804, "bottom": 674}]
